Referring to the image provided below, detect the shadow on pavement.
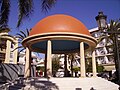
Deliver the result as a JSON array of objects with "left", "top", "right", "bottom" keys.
[
  {"left": 7, "top": 78, "right": 59, "bottom": 90},
  {"left": 30, "top": 80, "right": 59, "bottom": 90}
]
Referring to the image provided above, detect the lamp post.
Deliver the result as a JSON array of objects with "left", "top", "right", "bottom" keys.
[
  {"left": 95, "top": 11, "right": 120, "bottom": 84},
  {"left": 95, "top": 12, "right": 107, "bottom": 30}
]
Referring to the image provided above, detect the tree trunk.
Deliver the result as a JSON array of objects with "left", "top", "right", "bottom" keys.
[
  {"left": 44, "top": 53, "right": 47, "bottom": 77},
  {"left": 64, "top": 54, "right": 68, "bottom": 77},
  {"left": 113, "top": 34, "right": 120, "bottom": 83},
  {"left": 75, "top": 72, "right": 78, "bottom": 77},
  {"left": 71, "top": 55, "right": 74, "bottom": 77}
]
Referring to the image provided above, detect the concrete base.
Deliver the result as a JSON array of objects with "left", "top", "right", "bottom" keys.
[
  {"left": 38, "top": 77, "right": 119, "bottom": 90},
  {"left": 50, "top": 77, "right": 119, "bottom": 90},
  {"left": 8, "top": 77, "right": 119, "bottom": 90}
]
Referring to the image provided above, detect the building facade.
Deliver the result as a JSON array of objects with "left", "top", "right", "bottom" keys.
[
  {"left": 0, "top": 28, "right": 18, "bottom": 64},
  {"left": 89, "top": 27, "right": 115, "bottom": 71}
]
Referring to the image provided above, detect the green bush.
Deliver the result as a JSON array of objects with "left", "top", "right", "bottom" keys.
[
  {"left": 97, "top": 65, "right": 104, "bottom": 73},
  {"left": 36, "top": 66, "right": 45, "bottom": 71},
  {"left": 72, "top": 67, "right": 80, "bottom": 72}
]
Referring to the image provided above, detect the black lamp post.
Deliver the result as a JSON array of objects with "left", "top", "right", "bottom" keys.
[
  {"left": 95, "top": 11, "right": 120, "bottom": 84},
  {"left": 95, "top": 12, "right": 107, "bottom": 30}
]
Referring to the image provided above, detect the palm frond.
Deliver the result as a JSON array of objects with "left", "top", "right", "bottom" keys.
[
  {"left": 16, "top": 33, "right": 25, "bottom": 40},
  {"left": 17, "top": 0, "right": 33, "bottom": 27},
  {"left": 97, "top": 35, "right": 106, "bottom": 43},
  {"left": 105, "top": 19, "right": 120, "bottom": 54},
  {"left": 20, "top": 30, "right": 27, "bottom": 38},
  {"left": 16, "top": 29, "right": 30, "bottom": 40},
  {"left": 41, "top": 0, "right": 57, "bottom": 13},
  {"left": 16, "top": 36, "right": 23, "bottom": 41},
  {"left": 109, "top": 20, "right": 120, "bottom": 32},
  {"left": 26, "top": 28, "right": 30, "bottom": 36},
  {"left": 114, "top": 20, "right": 120, "bottom": 31},
  {"left": 109, "top": 20, "right": 114, "bottom": 31},
  {"left": 0, "top": 0, "right": 10, "bottom": 27}
]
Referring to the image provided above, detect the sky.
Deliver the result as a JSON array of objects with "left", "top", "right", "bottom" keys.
[
  {"left": 8, "top": 0, "right": 120, "bottom": 36},
  {"left": 6, "top": 0, "right": 120, "bottom": 58}
]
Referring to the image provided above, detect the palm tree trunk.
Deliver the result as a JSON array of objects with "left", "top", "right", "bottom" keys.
[
  {"left": 113, "top": 34, "right": 120, "bottom": 83},
  {"left": 71, "top": 55, "right": 74, "bottom": 77},
  {"left": 44, "top": 53, "right": 47, "bottom": 77},
  {"left": 64, "top": 54, "right": 68, "bottom": 77}
]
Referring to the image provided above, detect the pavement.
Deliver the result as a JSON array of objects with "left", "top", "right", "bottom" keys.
[
  {"left": 1, "top": 77, "right": 119, "bottom": 90},
  {"left": 49, "top": 77, "right": 119, "bottom": 90}
]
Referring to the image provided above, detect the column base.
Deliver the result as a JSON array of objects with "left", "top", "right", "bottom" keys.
[
  {"left": 92, "top": 75, "right": 97, "bottom": 78},
  {"left": 79, "top": 76, "right": 86, "bottom": 78}
]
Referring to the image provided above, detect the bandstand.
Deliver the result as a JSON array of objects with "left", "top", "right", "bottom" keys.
[{"left": 22, "top": 14, "right": 97, "bottom": 78}]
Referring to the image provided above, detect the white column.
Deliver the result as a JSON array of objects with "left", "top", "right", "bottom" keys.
[
  {"left": 24, "top": 47, "right": 31, "bottom": 78},
  {"left": 4, "top": 40, "right": 11, "bottom": 63},
  {"left": 80, "top": 42, "right": 86, "bottom": 77},
  {"left": 47, "top": 40, "right": 52, "bottom": 74},
  {"left": 92, "top": 50, "right": 97, "bottom": 77},
  {"left": 13, "top": 39, "right": 18, "bottom": 64}
]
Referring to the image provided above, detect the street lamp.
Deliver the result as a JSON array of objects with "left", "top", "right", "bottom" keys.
[
  {"left": 95, "top": 12, "right": 107, "bottom": 30},
  {"left": 95, "top": 11, "right": 120, "bottom": 84}
]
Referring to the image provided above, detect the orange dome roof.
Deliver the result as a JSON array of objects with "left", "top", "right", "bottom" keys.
[{"left": 30, "top": 14, "right": 91, "bottom": 36}]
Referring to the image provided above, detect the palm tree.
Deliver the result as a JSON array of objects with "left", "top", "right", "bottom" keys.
[
  {"left": 0, "top": 0, "right": 57, "bottom": 27},
  {"left": 67, "top": 53, "right": 77, "bottom": 76},
  {"left": 98, "top": 19, "right": 120, "bottom": 83},
  {"left": 67, "top": 53, "right": 81, "bottom": 77},
  {"left": 52, "top": 54, "right": 61, "bottom": 77},
  {"left": 15, "top": 28, "right": 32, "bottom": 77},
  {"left": 14, "top": 29, "right": 31, "bottom": 64},
  {"left": 15, "top": 29, "right": 30, "bottom": 53},
  {"left": 107, "top": 20, "right": 120, "bottom": 83}
]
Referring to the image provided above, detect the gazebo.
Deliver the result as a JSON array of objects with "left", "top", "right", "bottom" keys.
[{"left": 22, "top": 14, "right": 97, "bottom": 78}]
